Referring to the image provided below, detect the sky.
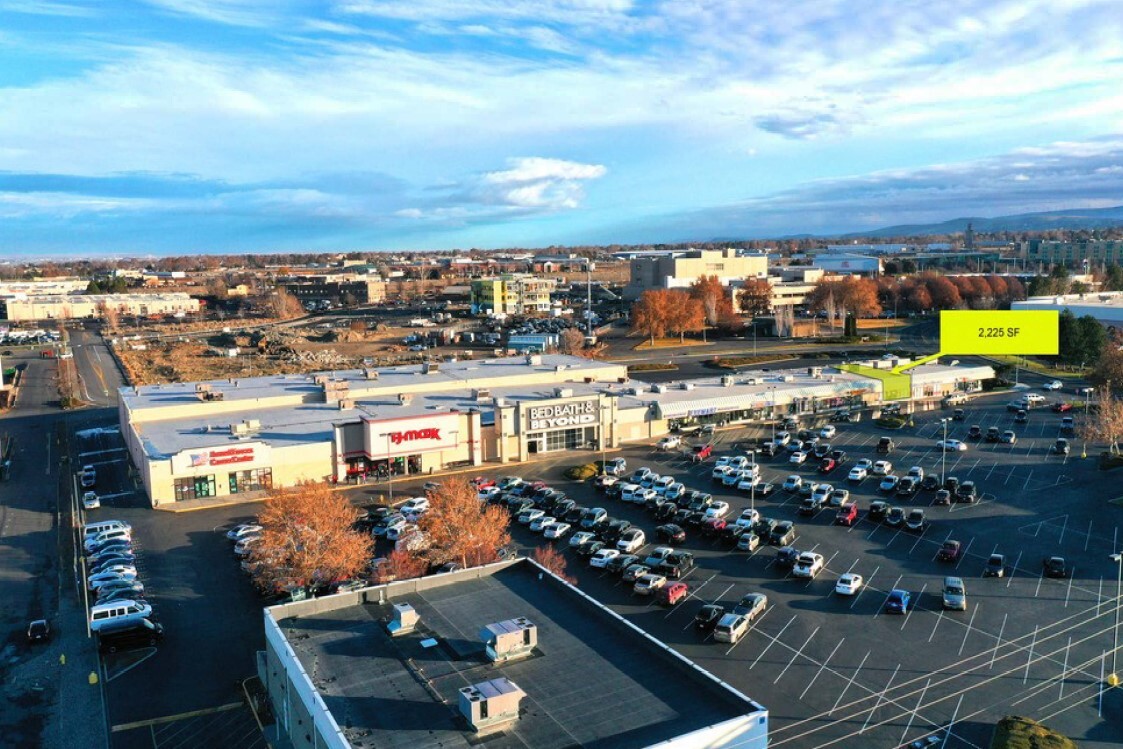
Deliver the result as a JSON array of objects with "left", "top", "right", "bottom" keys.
[{"left": 1, "top": 0, "right": 1123, "bottom": 256}]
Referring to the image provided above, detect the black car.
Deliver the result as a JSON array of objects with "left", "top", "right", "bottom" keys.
[
  {"left": 605, "top": 482, "right": 625, "bottom": 499},
  {"left": 694, "top": 604, "right": 725, "bottom": 633},
  {"left": 905, "top": 509, "right": 927, "bottom": 532},
  {"left": 877, "top": 437, "right": 895, "bottom": 453},
  {"left": 884, "top": 506, "right": 905, "bottom": 527},
  {"left": 645, "top": 494, "right": 668, "bottom": 513},
  {"left": 944, "top": 476, "right": 960, "bottom": 494},
  {"left": 657, "top": 552, "right": 695, "bottom": 579},
  {"left": 1043, "top": 556, "right": 1069, "bottom": 578},
  {"left": 770, "top": 521, "right": 796, "bottom": 545},
  {"left": 686, "top": 493, "right": 714, "bottom": 513},
  {"left": 830, "top": 449, "right": 848, "bottom": 464},
  {"left": 27, "top": 619, "right": 50, "bottom": 644},
  {"left": 775, "top": 546, "right": 801, "bottom": 569},
  {"left": 685, "top": 511, "right": 709, "bottom": 527},
  {"left": 720, "top": 524, "right": 749, "bottom": 545},
  {"left": 655, "top": 523, "right": 687, "bottom": 544},
  {"left": 653, "top": 502, "right": 678, "bottom": 521},
  {"left": 508, "top": 498, "right": 534, "bottom": 515},
  {"left": 984, "top": 553, "right": 1006, "bottom": 577},
  {"left": 920, "top": 475, "right": 940, "bottom": 491},
  {"left": 673, "top": 508, "right": 693, "bottom": 526},
  {"left": 599, "top": 519, "right": 631, "bottom": 544},
  {"left": 563, "top": 505, "right": 587, "bottom": 525},
  {"left": 955, "top": 481, "right": 977, "bottom": 503},
  {"left": 1053, "top": 438, "right": 1071, "bottom": 455},
  {"left": 896, "top": 477, "right": 918, "bottom": 498},
  {"left": 553, "top": 499, "right": 577, "bottom": 518},
  {"left": 606, "top": 553, "right": 639, "bottom": 574},
  {"left": 574, "top": 539, "right": 605, "bottom": 557},
  {"left": 760, "top": 442, "right": 778, "bottom": 457},
  {"left": 985, "top": 427, "right": 1000, "bottom": 442},
  {"left": 967, "top": 425, "right": 982, "bottom": 440},
  {"left": 813, "top": 443, "right": 831, "bottom": 459},
  {"left": 97, "top": 618, "right": 164, "bottom": 654},
  {"left": 933, "top": 489, "right": 952, "bottom": 505},
  {"left": 952, "top": 408, "right": 965, "bottom": 421},
  {"left": 753, "top": 517, "right": 778, "bottom": 537},
  {"left": 868, "top": 500, "right": 890, "bottom": 521}
]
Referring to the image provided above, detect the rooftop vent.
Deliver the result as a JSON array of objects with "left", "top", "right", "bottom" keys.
[
  {"left": 525, "top": 354, "right": 543, "bottom": 366},
  {"left": 230, "top": 419, "right": 260, "bottom": 437},
  {"left": 553, "top": 387, "right": 574, "bottom": 398},
  {"left": 385, "top": 602, "right": 419, "bottom": 636},
  {"left": 479, "top": 618, "right": 537, "bottom": 663},
  {"left": 338, "top": 398, "right": 354, "bottom": 410},
  {"left": 653, "top": 384, "right": 668, "bottom": 393},
  {"left": 680, "top": 382, "right": 695, "bottom": 391},
  {"left": 473, "top": 388, "right": 491, "bottom": 402},
  {"left": 363, "top": 368, "right": 379, "bottom": 380},
  {"left": 721, "top": 375, "right": 734, "bottom": 388},
  {"left": 398, "top": 393, "right": 413, "bottom": 406},
  {"left": 808, "top": 367, "right": 823, "bottom": 378},
  {"left": 459, "top": 678, "right": 525, "bottom": 734},
  {"left": 422, "top": 361, "right": 440, "bottom": 374}
]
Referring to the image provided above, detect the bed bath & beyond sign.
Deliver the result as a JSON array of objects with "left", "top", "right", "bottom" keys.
[{"left": 527, "top": 400, "right": 597, "bottom": 430}]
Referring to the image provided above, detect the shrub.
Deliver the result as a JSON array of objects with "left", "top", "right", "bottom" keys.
[
  {"left": 564, "top": 463, "right": 599, "bottom": 481},
  {"left": 875, "top": 415, "right": 908, "bottom": 429},
  {"left": 990, "top": 715, "right": 1076, "bottom": 749}
]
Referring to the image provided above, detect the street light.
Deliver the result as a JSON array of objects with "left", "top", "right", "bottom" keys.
[
  {"left": 939, "top": 418, "right": 950, "bottom": 487},
  {"left": 1111, "top": 553, "right": 1123, "bottom": 682},
  {"left": 768, "top": 386, "right": 777, "bottom": 444},
  {"left": 748, "top": 449, "right": 759, "bottom": 515}
]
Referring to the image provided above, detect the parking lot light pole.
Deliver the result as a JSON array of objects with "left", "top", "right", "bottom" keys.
[
  {"left": 1111, "top": 553, "right": 1123, "bottom": 682},
  {"left": 749, "top": 449, "right": 758, "bottom": 515},
  {"left": 940, "top": 418, "right": 950, "bottom": 487},
  {"left": 768, "top": 387, "right": 777, "bottom": 444}
]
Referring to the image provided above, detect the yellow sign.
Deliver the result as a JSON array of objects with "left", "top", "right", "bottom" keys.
[{"left": 940, "top": 310, "right": 1059, "bottom": 355}]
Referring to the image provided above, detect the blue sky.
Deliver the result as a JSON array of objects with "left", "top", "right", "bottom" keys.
[{"left": 1, "top": 0, "right": 1122, "bottom": 256}]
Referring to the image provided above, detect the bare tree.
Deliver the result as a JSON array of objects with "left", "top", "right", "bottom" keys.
[
  {"left": 559, "top": 328, "right": 586, "bottom": 355},
  {"left": 269, "top": 287, "right": 305, "bottom": 319},
  {"left": 1082, "top": 386, "right": 1123, "bottom": 455},
  {"left": 249, "top": 481, "right": 374, "bottom": 594}
]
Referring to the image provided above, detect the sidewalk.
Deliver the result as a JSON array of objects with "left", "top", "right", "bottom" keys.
[{"left": 41, "top": 591, "right": 109, "bottom": 749}]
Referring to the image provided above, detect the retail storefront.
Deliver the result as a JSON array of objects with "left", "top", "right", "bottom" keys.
[
  {"left": 333, "top": 411, "right": 478, "bottom": 482},
  {"left": 163, "top": 441, "right": 281, "bottom": 504}
]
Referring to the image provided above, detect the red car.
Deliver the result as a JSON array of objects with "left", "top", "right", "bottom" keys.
[
  {"left": 937, "top": 540, "right": 962, "bottom": 562},
  {"left": 818, "top": 458, "right": 837, "bottom": 473},
  {"left": 471, "top": 476, "right": 496, "bottom": 489},
  {"left": 835, "top": 503, "right": 858, "bottom": 526},
  {"left": 691, "top": 444, "right": 713, "bottom": 462},
  {"left": 702, "top": 518, "right": 727, "bottom": 536},
  {"left": 1052, "top": 402, "right": 1073, "bottom": 413},
  {"left": 657, "top": 581, "right": 690, "bottom": 606}
]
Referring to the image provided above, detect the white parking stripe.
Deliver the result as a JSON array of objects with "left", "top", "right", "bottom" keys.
[
  {"left": 829, "top": 649, "right": 870, "bottom": 715},
  {"left": 859, "top": 663, "right": 900, "bottom": 734},
  {"left": 774, "top": 626, "right": 820, "bottom": 684},
  {"left": 958, "top": 606, "right": 979, "bottom": 655},
  {"left": 850, "top": 566, "right": 878, "bottom": 609},
  {"left": 990, "top": 613, "right": 1008, "bottom": 669},
  {"left": 799, "top": 637, "right": 844, "bottom": 700},
  {"left": 748, "top": 614, "right": 796, "bottom": 665},
  {"left": 898, "top": 677, "right": 932, "bottom": 748},
  {"left": 900, "top": 583, "right": 926, "bottom": 630}
]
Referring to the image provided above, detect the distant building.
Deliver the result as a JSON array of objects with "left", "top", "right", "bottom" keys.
[
  {"left": 811, "top": 255, "right": 882, "bottom": 276},
  {"left": 261, "top": 558, "right": 769, "bottom": 749},
  {"left": 822, "top": 244, "right": 909, "bottom": 255},
  {"left": 0, "top": 278, "right": 87, "bottom": 297},
  {"left": 281, "top": 279, "right": 387, "bottom": 306},
  {"left": 470, "top": 274, "right": 556, "bottom": 316},
  {"left": 624, "top": 249, "right": 768, "bottom": 300},
  {"left": 1017, "top": 239, "right": 1123, "bottom": 267},
  {"left": 531, "top": 253, "right": 592, "bottom": 273},
  {"left": 1, "top": 293, "right": 200, "bottom": 322},
  {"left": 1013, "top": 291, "right": 1123, "bottom": 328}
]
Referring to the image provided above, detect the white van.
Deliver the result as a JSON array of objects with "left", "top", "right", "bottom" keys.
[
  {"left": 713, "top": 613, "right": 749, "bottom": 643},
  {"left": 84, "top": 520, "right": 131, "bottom": 539},
  {"left": 89, "top": 600, "right": 152, "bottom": 632},
  {"left": 84, "top": 528, "right": 132, "bottom": 553}
]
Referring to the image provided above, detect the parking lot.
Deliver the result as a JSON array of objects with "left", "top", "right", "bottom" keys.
[
  {"left": 456, "top": 389, "right": 1123, "bottom": 749},
  {"left": 69, "top": 385, "right": 1123, "bottom": 749}
]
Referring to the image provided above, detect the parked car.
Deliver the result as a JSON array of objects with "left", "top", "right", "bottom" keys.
[
  {"left": 920, "top": 475, "right": 940, "bottom": 491},
  {"left": 876, "top": 437, "right": 895, "bottom": 454},
  {"left": 656, "top": 552, "right": 695, "bottom": 579},
  {"left": 848, "top": 465, "right": 868, "bottom": 482},
  {"left": 1043, "top": 556, "right": 1069, "bottom": 578},
  {"left": 937, "top": 540, "right": 962, "bottom": 562},
  {"left": 774, "top": 546, "right": 801, "bottom": 569},
  {"left": 656, "top": 435, "right": 682, "bottom": 451},
  {"left": 690, "top": 444, "right": 713, "bottom": 462},
  {"left": 835, "top": 502, "right": 858, "bottom": 526},
  {"left": 770, "top": 521, "right": 796, "bottom": 546},
  {"left": 1043, "top": 380, "right": 1063, "bottom": 391},
  {"left": 1053, "top": 438, "right": 1071, "bottom": 455},
  {"left": 589, "top": 548, "right": 620, "bottom": 569},
  {"left": 543, "top": 522, "right": 571, "bottom": 540},
  {"left": 713, "top": 613, "right": 749, "bottom": 643},
  {"left": 884, "top": 589, "right": 911, "bottom": 614},
  {"left": 617, "top": 528, "right": 646, "bottom": 553},
  {"left": 634, "top": 573, "right": 668, "bottom": 595},
  {"left": 657, "top": 581, "right": 690, "bottom": 606},
  {"left": 622, "top": 564, "right": 649, "bottom": 582},
  {"left": 884, "top": 506, "right": 905, "bottom": 527},
  {"left": 936, "top": 439, "right": 967, "bottom": 452},
  {"left": 733, "top": 592, "right": 768, "bottom": 621},
  {"left": 879, "top": 475, "right": 900, "bottom": 493},
  {"left": 868, "top": 500, "right": 890, "bottom": 521},
  {"left": 694, "top": 604, "right": 724, "bottom": 633},
  {"left": 792, "top": 552, "right": 824, "bottom": 579},
  {"left": 736, "top": 531, "right": 761, "bottom": 552},
  {"left": 606, "top": 554, "right": 640, "bottom": 574},
  {"left": 818, "top": 458, "right": 838, "bottom": 473},
  {"left": 967, "top": 425, "right": 983, "bottom": 440},
  {"left": 984, "top": 553, "right": 1006, "bottom": 577},
  {"left": 655, "top": 524, "right": 686, "bottom": 544},
  {"left": 82, "top": 492, "right": 101, "bottom": 510},
  {"left": 783, "top": 475, "right": 803, "bottom": 492},
  {"left": 27, "top": 619, "right": 51, "bottom": 644},
  {"left": 905, "top": 509, "right": 928, "bottom": 532},
  {"left": 835, "top": 573, "right": 863, "bottom": 596},
  {"left": 872, "top": 460, "right": 892, "bottom": 476}
]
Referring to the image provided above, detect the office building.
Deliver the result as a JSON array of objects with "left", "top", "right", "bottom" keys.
[{"left": 623, "top": 249, "right": 768, "bottom": 300}]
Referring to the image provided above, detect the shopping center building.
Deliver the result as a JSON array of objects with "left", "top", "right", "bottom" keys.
[{"left": 118, "top": 353, "right": 994, "bottom": 507}]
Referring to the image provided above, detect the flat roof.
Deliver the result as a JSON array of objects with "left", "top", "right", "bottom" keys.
[
  {"left": 274, "top": 562, "right": 760, "bottom": 749},
  {"left": 120, "top": 354, "right": 624, "bottom": 413}
]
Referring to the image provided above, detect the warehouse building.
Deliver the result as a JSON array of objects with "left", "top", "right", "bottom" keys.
[
  {"left": 118, "top": 354, "right": 993, "bottom": 507},
  {"left": 2, "top": 292, "right": 201, "bottom": 322},
  {"left": 261, "top": 557, "right": 769, "bottom": 749},
  {"left": 1013, "top": 291, "right": 1123, "bottom": 327}
]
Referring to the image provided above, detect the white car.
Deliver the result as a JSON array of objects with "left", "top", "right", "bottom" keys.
[
  {"left": 907, "top": 466, "right": 924, "bottom": 480},
  {"left": 88, "top": 569, "right": 139, "bottom": 590},
  {"left": 400, "top": 497, "right": 430, "bottom": 515},
  {"left": 773, "top": 431, "right": 792, "bottom": 446},
  {"left": 1043, "top": 380, "right": 1063, "bottom": 391},
  {"left": 590, "top": 548, "right": 620, "bottom": 568},
  {"left": 783, "top": 475, "right": 803, "bottom": 492},
  {"left": 714, "top": 456, "right": 734, "bottom": 468},
  {"left": 233, "top": 536, "right": 260, "bottom": 556},
  {"left": 792, "top": 552, "right": 825, "bottom": 579},
  {"left": 617, "top": 528, "right": 646, "bottom": 553},
  {"left": 477, "top": 486, "right": 502, "bottom": 502},
  {"left": 847, "top": 466, "right": 868, "bottom": 481},
  {"left": 631, "top": 487, "right": 657, "bottom": 504},
  {"left": 936, "top": 439, "right": 968, "bottom": 452},
  {"left": 653, "top": 476, "right": 676, "bottom": 496},
  {"left": 569, "top": 531, "right": 596, "bottom": 548},
  {"left": 721, "top": 470, "right": 743, "bottom": 488},
  {"left": 835, "top": 573, "right": 864, "bottom": 595},
  {"left": 656, "top": 436, "right": 682, "bottom": 451},
  {"left": 879, "top": 475, "right": 900, "bottom": 492},
  {"left": 634, "top": 573, "right": 667, "bottom": 595},
  {"left": 736, "top": 474, "right": 761, "bottom": 492},
  {"left": 530, "top": 515, "right": 555, "bottom": 532},
  {"left": 872, "top": 460, "right": 893, "bottom": 475},
  {"left": 820, "top": 425, "right": 837, "bottom": 439},
  {"left": 518, "top": 508, "right": 545, "bottom": 525},
  {"left": 705, "top": 500, "right": 731, "bottom": 519},
  {"left": 663, "top": 482, "right": 687, "bottom": 500},
  {"left": 227, "top": 523, "right": 263, "bottom": 541},
  {"left": 712, "top": 465, "right": 735, "bottom": 481},
  {"left": 82, "top": 492, "right": 101, "bottom": 510},
  {"left": 387, "top": 522, "right": 417, "bottom": 542},
  {"left": 543, "top": 522, "right": 571, "bottom": 540},
  {"left": 727, "top": 456, "right": 750, "bottom": 471},
  {"left": 735, "top": 508, "right": 760, "bottom": 527},
  {"left": 829, "top": 488, "right": 850, "bottom": 507},
  {"left": 811, "top": 484, "right": 833, "bottom": 504},
  {"left": 789, "top": 451, "right": 808, "bottom": 465},
  {"left": 854, "top": 458, "right": 873, "bottom": 472}
]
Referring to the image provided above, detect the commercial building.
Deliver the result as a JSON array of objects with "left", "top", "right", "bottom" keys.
[
  {"left": 1013, "top": 291, "right": 1123, "bottom": 327},
  {"left": 281, "top": 278, "right": 387, "bottom": 306},
  {"left": 118, "top": 353, "right": 994, "bottom": 508},
  {"left": 1017, "top": 239, "right": 1123, "bottom": 266},
  {"left": 470, "top": 274, "right": 557, "bottom": 316},
  {"left": 0, "top": 278, "right": 88, "bottom": 297},
  {"left": 1, "top": 293, "right": 201, "bottom": 322},
  {"left": 811, "top": 254, "right": 882, "bottom": 276},
  {"left": 624, "top": 249, "right": 768, "bottom": 300},
  {"left": 822, "top": 244, "right": 910, "bottom": 255},
  {"left": 261, "top": 558, "right": 769, "bottom": 749}
]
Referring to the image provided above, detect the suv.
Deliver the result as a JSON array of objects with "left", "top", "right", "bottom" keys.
[
  {"left": 984, "top": 554, "right": 1006, "bottom": 577},
  {"left": 774, "top": 546, "right": 801, "bottom": 569},
  {"left": 942, "top": 577, "right": 967, "bottom": 611},
  {"left": 1043, "top": 556, "right": 1069, "bottom": 578},
  {"left": 713, "top": 613, "right": 749, "bottom": 644},
  {"left": 792, "top": 552, "right": 824, "bottom": 578},
  {"left": 80, "top": 465, "right": 97, "bottom": 488},
  {"left": 955, "top": 481, "right": 977, "bottom": 503},
  {"left": 769, "top": 521, "right": 796, "bottom": 546},
  {"left": 876, "top": 437, "right": 895, "bottom": 454},
  {"left": 835, "top": 502, "right": 858, "bottom": 526},
  {"left": 985, "top": 427, "right": 1000, "bottom": 442},
  {"left": 97, "top": 618, "right": 164, "bottom": 653},
  {"left": 967, "top": 425, "right": 982, "bottom": 440},
  {"left": 690, "top": 444, "right": 713, "bottom": 462}
]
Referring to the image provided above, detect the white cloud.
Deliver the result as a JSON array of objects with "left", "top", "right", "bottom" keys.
[{"left": 478, "top": 157, "right": 606, "bottom": 209}]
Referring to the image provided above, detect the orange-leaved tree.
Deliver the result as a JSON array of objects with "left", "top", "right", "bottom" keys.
[
  {"left": 249, "top": 480, "right": 373, "bottom": 594},
  {"left": 533, "top": 545, "right": 575, "bottom": 584},
  {"left": 417, "top": 477, "right": 511, "bottom": 569},
  {"left": 737, "top": 277, "right": 773, "bottom": 317},
  {"left": 631, "top": 289, "right": 672, "bottom": 345},
  {"left": 667, "top": 290, "right": 705, "bottom": 343},
  {"left": 689, "top": 275, "right": 734, "bottom": 327}
]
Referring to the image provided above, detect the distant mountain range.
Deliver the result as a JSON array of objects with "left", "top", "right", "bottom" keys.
[{"left": 840, "top": 206, "right": 1123, "bottom": 239}]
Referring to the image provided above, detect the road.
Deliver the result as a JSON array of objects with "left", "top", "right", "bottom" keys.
[{"left": 68, "top": 328, "right": 125, "bottom": 409}]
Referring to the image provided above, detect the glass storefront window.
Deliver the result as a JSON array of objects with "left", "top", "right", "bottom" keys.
[
  {"left": 174, "top": 475, "right": 216, "bottom": 501},
  {"left": 228, "top": 468, "right": 273, "bottom": 494}
]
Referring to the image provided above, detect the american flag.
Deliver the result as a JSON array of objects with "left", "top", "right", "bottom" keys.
[{"left": 190, "top": 453, "right": 208, "bottom": 467}]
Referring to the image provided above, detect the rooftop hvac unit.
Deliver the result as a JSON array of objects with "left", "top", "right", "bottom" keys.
[
  {"left": 195, "top": 383, "right": 212, "bottom": 393},
  {"left": 746, "top": 377, "right": 762, "bottom": 385},
  {"left": 525, "top": 354, "right": 543, "bottom": 366},
  {"left": 421, "top": 361, "right": 440, "bottom": 374},
  {"left": 721, "top": 375, "right": 734, "bottom": 387},
  {"left": 480, "top": 617, "right": 537, "bottom": 663},
  {"left": 338, "top": 398, "right": 354, "bottom": 410},
  {"left": 782, "top": 375, "right": 795, "bottom": 383},
  {"left": 459, "top": 678, "right": 525, "bottom": 734},
  {"left": 494, "top": 397, "right": 507, "bottom": 407},
  {"left": 473, "top": 388, "right": 491, "bottom": 401},
  {"left": 553, "top": 387, "right": 574, "bottom": 398},
  {"left": 680, "top": 382, "right": 694, "bottom": 391},
  {"left": 363, "top": 368, "right": 379, "bottom": 380},
  {"left": 398, "top": 393, "right": 413, "bottom": 405},
  {"left": 385, "top": 602, "right": 419, "bottom": 636},
  {"left": 653, "top": 384, "right": 668, "bottom": 393},
  {"left": 808, "top": 367, "right": 823, "bottom": 378},
  {"left": 626, "top": 387, "right": 640, "bottom": 396},
  {"left": 314, "top": 374, "right": 329, "bottom": 385}
]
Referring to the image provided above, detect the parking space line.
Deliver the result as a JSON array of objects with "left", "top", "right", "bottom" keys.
[
  {"left": 850, "top": 566, "right": 878, "bottom": 609},
  {"left": 958, "top": 606, "right": 979, "bottom": 655},
  {"left": 900, "top": 583, "right": 926, "bottom": 630},
  {"left": 873, "top": 574, "right": 902, "bottom": 618},
  {"left": 954, "top": 537, "right": 974, "bottom": 570},
  {"left": 1085, "top": 519, "right": 1094, "bottom": 552},
  {"left": 774, "top": 626, "right": 820, "bottom": 684},
  {"left": 1006, "top": 551, "right": 1023, "bottom": 587},
  {"left": 1058, "top": 514, "right": 1068, "bottom": 545},
  {"left": 898, "top": 678, "right": 932, "bottom": 749},
  {"left": 928, "top": 609, "right": 945, "bottom": 642},
  {"left": 799, "top": 637, "right": 843, "bottom": 700},
  {"left": 830, "top": 649, "right": 870, "bottom": 715},
  {"left": 858, "top": 663, "right": 900, "bottom": 734},
  {"left": 1021, "top": 469, "right": 1034, "bottom": 491},
  {"left": 1035, "top": 571, "right": 1045, "bottom": 598},
  {"left": 1064, "top": 570, "right": 1074, "bottom": 608},
  {"left": 748, "top": 613, "right": 795, "bottom": 664},
  {"left": 1023, "top": 626, "right": 1038, "bottom": 683},
  {"left": 985, "top": 462, "right": 997, "bottom": 480},
  {"left": 990, "top": 614, "right": 1008, "bottom": 669}
]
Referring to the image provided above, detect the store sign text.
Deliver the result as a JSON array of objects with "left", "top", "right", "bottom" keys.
[
  {"left": 190, "top": 446, "right": 255, "bottom": 467},
  {"left": 527, "top": 400, "right": 597, "bottom": 430},
  {"left": 388, "top": 428, "right": 441, "bottom": 445}
]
